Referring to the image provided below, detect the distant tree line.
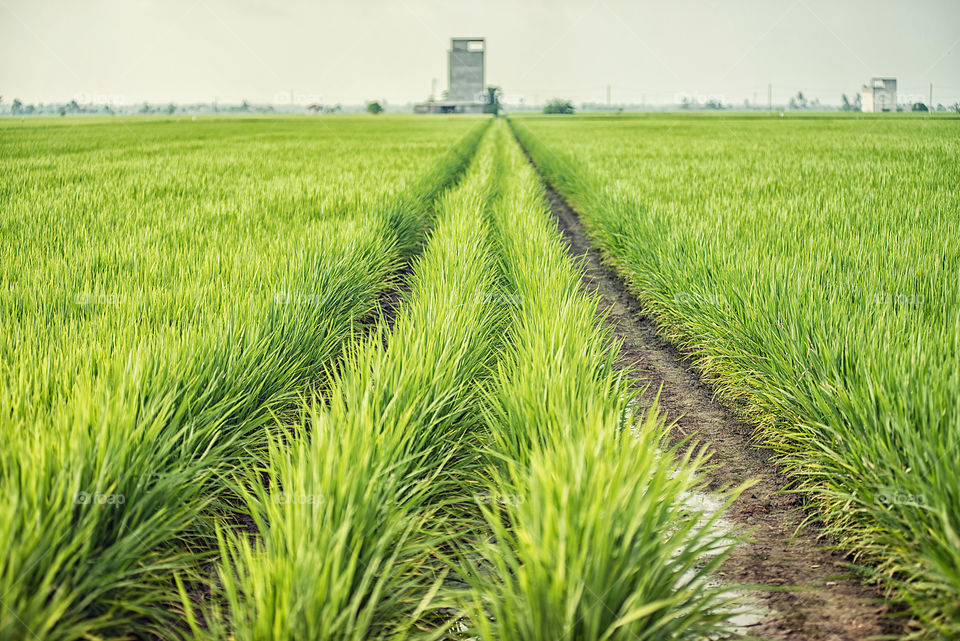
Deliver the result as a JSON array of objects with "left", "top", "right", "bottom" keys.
[
  {"left": 0, "top": 98, "right": 350, "bottom": 116},
  {"left": 1, "top": 94, "right": 957, "bottom": 117}
]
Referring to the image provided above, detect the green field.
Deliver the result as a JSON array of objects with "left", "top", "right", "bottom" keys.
[
  {"left": 1, "top": 117, "right": 735, "bottom": 640},
  {"left": 2, "top": 113, "right": 958, "bottom": 639},
  {"left": 0, "top": 115, "right": 483, "bottom": 637},
  {"left": 513, "top": 112, "right": 960, "bottom": 637}
]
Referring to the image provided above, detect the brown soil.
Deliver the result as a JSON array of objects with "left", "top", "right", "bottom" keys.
[{"left": 523, "top": 152, "right": 903, "bottom": 640}]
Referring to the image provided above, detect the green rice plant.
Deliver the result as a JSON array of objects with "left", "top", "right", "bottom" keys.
[
  {"left": 205, "top": 126, "right": 505, "bottom": 640},
  {"left": 453, "top": 122, "right": 739, "bottom": 640},
  {"left": 511, "top": 113, "right": 960, "bottom": 638},
  {"left": 0, "top": 116, "right": 485, "bottom": 639},
  {"left": 464, "top": 418, "right": 735, "bottom": 641}
]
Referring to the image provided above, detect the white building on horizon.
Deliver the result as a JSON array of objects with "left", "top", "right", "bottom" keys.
[{"left": 861, "top": 77, "right": 897, "bottom": 112}]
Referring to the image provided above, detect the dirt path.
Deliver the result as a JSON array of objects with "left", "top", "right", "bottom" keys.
[{"left": 523, "top": 155, "right": 901, "bottom": 640}]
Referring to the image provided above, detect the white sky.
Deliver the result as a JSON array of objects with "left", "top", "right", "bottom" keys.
[{"left": 1, "top": 0, "right": 958, "bottom": 106}]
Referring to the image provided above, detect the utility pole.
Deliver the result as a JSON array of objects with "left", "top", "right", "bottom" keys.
[
  {"left": 431, "top": 78, "right": 437, "bottom": 102},
  {"left": 768, "top": 84, "right": 772, "bottom": 111}
]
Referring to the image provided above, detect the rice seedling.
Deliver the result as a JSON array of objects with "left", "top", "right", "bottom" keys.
[
  {"left": 511, "top": 112, "right": 960, "bottom": 638},
  {"left": 204, "top": 125, "right": 505, "bottom": 641}
]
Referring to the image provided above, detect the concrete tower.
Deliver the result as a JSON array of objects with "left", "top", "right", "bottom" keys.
[{"left": 448, "top": 38, "right": 485, "bottom": 102}]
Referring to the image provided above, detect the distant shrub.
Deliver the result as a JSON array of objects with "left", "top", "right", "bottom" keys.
[{"left": 543, "top": 99, "right": 574, "bottom": 115}]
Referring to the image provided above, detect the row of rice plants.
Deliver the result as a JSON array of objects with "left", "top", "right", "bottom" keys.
[
  {"left": 510, "top": 113, "right": 960, "bottom": 638},
  {"left": 201, "top": 122, "right": 506, "bottom": 640},
  {"left": 0, "top": 117, "right": 485, "bottom": 639},
  {"left": 450, "top": 121, "right": 738, "bottom": 640}
]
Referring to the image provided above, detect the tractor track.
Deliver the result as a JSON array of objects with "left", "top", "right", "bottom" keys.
[{"left": 519, "top": 143, "right": 903, "bottom": 641}]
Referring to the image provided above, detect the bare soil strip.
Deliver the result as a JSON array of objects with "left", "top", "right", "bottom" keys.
[{"left": 522, "top": 151, "right": 902, "bottom": 640}]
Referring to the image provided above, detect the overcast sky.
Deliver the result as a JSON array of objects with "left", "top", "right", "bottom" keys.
[{"left": 2, "top": 0, "right": 958, "bottom": 107}]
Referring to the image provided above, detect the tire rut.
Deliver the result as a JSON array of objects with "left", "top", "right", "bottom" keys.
[{"left": 521, "top": 147, "right": 902, "bottom": 641}]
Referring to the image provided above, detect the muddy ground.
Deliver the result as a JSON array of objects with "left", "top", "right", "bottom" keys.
[{"left": 525, "top": 154, "right": 902, "bottom": 640}]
